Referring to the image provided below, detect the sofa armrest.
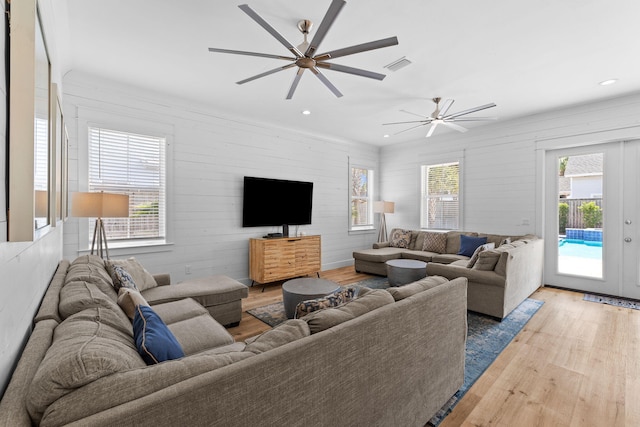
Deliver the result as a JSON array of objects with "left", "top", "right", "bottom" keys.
[
  {"left": 373, "top": 242, "right": 390, "bottom": 249},
  {"left": 153, "top": 273, "right": 171, "bottom": 287}
]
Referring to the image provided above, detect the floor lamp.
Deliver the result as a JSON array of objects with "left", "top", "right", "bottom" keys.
[
  {"left": 374, "top": 201, "right": 395, "bottom": 243},
  {"left": 72, "top": 192, "right": 130, "bottom": 259}
]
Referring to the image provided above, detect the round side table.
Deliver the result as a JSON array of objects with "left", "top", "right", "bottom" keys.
[
  {"left": 385, "top": 259, "right": 427, "bottom": 286},
  {"left": 282, "top": 278, "right": 341, "bottom": 319}
]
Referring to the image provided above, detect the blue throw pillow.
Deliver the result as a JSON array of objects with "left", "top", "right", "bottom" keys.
[
  {"left": 133, "top": 305, "right": 184, "bottom": 365},
  {"left": 457, "top": 235, "right": 488, "bottom": 257}
]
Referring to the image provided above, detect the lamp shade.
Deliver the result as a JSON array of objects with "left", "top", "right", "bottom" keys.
[
  {"left": 71, "top": 192, "right": 129, "bottom": 218},
  {"left": 373, "top": 201, "right": 395, "bottom": 214}
]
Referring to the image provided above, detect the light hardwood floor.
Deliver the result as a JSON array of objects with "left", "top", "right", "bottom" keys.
[{"left": 228, "top": 267, "right": 640, "bottom": 426}]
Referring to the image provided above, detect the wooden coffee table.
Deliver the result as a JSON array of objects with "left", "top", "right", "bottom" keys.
[
  {"left": 282, "top": 278, "right": 341, "bottom": 319},
  {"left": 385, "top": 259, "right": 427, "bottom": 286}
]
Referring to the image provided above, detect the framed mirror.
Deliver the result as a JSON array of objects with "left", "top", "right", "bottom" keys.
[{"left": 34, "top": 6, "right": 51, "bottom": 230}]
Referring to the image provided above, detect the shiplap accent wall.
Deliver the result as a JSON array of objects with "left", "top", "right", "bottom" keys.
[
  {"left": 380, "top": 92, "right": 640, "bottom": 238},
  {"left": 62, "top": 72, "right": 380, "bottom": 284}
]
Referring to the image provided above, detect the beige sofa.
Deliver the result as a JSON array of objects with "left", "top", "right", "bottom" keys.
[
  {"left": 0, "top": 255, "right": 468, "bottom": 427},
  {"left": 353, "top": 228, "right": 544, "bottom": 319}
]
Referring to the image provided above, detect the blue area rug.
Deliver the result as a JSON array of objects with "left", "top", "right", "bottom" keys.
[
  {"left": 247, "top": 278, "right": 543, "bottom": 427},
  {"left": 427, "top": 298, "right": 544, "bottom": 426}
]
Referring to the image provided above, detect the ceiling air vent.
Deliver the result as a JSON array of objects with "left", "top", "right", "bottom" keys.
[{"left": 384, "top": 57, "right": 412, "bottom": 72}]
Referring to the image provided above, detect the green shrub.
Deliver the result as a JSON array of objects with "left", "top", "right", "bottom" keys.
[
  {"left": 578, "top": 201, "right": 602, "bottom": 228},
  {"left": 558, "top": 202, "right": 569, "bottom": 233}
]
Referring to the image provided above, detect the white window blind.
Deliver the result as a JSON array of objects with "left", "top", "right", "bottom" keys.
[
  {"left": 421, "top": 162, "right": 459, "bottom": 230},
  {"left": 88, "top": 127, "right": 166, "bottom": 242},
  {"left": 350, "top": 167, "right": 374, "bottom": 229}
]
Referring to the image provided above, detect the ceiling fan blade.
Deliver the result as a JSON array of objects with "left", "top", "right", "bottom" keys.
[
  {"left": 286, "top": 68, "right": 305, "bottom": 100},
  {"left": 449, "top": 117, "right": 498, "bottom": 122},
  {"left": 305, "top": 0, "right": 346, "bottom": 57},
  {"left": 442, "top": 121, "right": 469, "bottom": 133},
  {"left": 444, "top": 102, "right": 496, "bottom": 120},
  {"left": 399, "top": 109, "right": 429, "bottom": 119},
  {"left": 316, "top": 62, "right": 386, "bottom": 80},
  {"left": 208, "top": 47, "right": 295, "bottom": 61},
  {"left": 383, "top": 119, "right": 430, "bottom": 126},
  {"left": 438, "top": 99, "right": 454, "bottom": 117},
  {"left": 393, "top": 123, "right": 429, "bottom": 135},
  {"left": 236, "top": 63, "right": 297, "bottom": 85},
  {"left": 314, "top": 36, "right": 399, "bottom": 61},
  {"left": 310, "top": 67, "right": 343, "bottom": 97},
  {"left": 238, "top": 4, "right": 303, "bottom": 58},
  {"left": 426, "top": 122, "right": 438, "bottom": 137}
]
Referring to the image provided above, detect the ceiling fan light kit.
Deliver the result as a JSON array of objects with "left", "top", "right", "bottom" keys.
[
  {"left": 383, "top": 97, "right": 498, "bottom": 138},
  {"left": 208, "top": 0, "right": 399, "bottom": 99}
]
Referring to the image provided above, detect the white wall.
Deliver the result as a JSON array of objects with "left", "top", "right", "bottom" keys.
[
  {"left": 0, "top": 0, "right": 65, "bottom": 395},
  {"left": 380, "top": 91, "right": 640, "bottom": 239},
  {"left": 62, "top": 72, "right": 380, "bottom": 284}
]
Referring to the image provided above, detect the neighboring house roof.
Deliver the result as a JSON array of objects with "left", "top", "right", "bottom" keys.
[{"left": 564, "top": 153, "right": 603, "bottom": 177}]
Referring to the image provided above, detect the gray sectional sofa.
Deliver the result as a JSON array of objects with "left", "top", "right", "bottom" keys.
[
  {"left": 0, "top": 255, "right": 468, "bottom": 427},
  {"left": 353, "top": 228, "right": 544, "bottom": 319}
]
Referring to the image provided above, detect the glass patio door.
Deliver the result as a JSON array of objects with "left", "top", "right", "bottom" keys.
[{"left": 544, "top": 141, "right": 640, "bottom": 298}]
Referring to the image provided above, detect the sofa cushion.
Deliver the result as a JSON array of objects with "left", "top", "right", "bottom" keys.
[
  {"left": 294, "top": 287, "right": 356, "bottom": 319},
  {"left": 133, "top": 305, "right": 184, "bottom": 364},
  {"left": 400, "top": 250, "right": 434, "bottom": 262},
  {"left": 59, "top": 281, "right": 122, "bottom": 320},
  {"left": 117, "top": 288, "right": 150, "bottom": 319},
  {"left": 106, "top": 257, "right": 157, "bottom": 292},
  {"left": 389, "top": 229, "right": 412, "bottom": 248},
  {"left": 26, "top": 309, "right": 145, "bottom": 424},
  {"left": 431, "top": 253, "right": 470, "bottom": 264},
  {"left": 422, "top": 231, "right": 447, "bottom": 253},
  {"left": 166, "top": 313, "right": 234, "bottom": 356},
  {"left": 142, "top": 275, "right": 248, "bottom": 307},
  {"left": 386, "top": 276, "right": 449, "bottom": 301},
  {"left": 457, "top": 235, "right": 488, "bottom": 257},
  {"left": 467, "top": 242, "right": 496, "bottom": 268},
  {"left": 303, "top": 289, "right": 394, "bottom": 334},
  {"left": 245, "top": 319, "right": 310, "bottom": 354},
  {"left": 150, "top": 298, "right": 210, "bottom": 324},
  {"left": 352, "top": 247, "right": 406, "bottom": 263},
  {"left": 66, "top": 256, "right": 117, "bottom": 301}
]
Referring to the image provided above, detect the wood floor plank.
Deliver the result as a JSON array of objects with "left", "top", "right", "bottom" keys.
[{"left": 227, "top": 269, "right": 640, "bottom": 426}]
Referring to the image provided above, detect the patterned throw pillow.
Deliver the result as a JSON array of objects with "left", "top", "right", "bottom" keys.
[
  {"left": 294, "top": 287, "right": 357, "bottom": 319},
  {"left": 422, "top": 232, "right": 447, "bottom": 253},
  {"left": 389, "top": 229, "right": 412, "bottom": 248},
  {"left": 467, "top": 243, "right": 496, "bottom": 268},
  {"left": 111, "top": 265, "right": 140, "bottom": 292}
]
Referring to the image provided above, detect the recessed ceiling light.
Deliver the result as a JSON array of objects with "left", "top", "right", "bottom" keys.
[
  {"left": 301, "top": 110, "right": 311, "bottom": 115},
  {"left": 383, "top": 134, "right": 390, "bottom": 138},
  {"left": 599, "top": 79, "right": 618, "bottom": 86}
]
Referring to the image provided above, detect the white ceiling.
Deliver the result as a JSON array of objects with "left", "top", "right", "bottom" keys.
[{"left": 58, "top": 0, "right": 640, "bottom": 146}]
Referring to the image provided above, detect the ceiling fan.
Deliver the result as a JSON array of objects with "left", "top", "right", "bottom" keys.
[
  {"left": 208, "top": 0, "right": 398, "bottom": 99},
  {"left": 383, "top": 98, "right": 497, "bottom": 137}
]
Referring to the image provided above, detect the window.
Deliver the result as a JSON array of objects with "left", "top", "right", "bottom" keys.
[
  {"left": 350, "top": 166, "right": 374, "bottom": 230},
  {"left": 88, "top": 127, "right": 166, "bottom": 243},
  {"left": 421, "top": 161, "right": 460, "bottom": 229}
]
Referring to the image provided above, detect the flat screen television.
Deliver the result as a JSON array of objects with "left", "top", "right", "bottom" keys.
[{"left": 242, "top": 176, "right": 313, "bottom": 236}]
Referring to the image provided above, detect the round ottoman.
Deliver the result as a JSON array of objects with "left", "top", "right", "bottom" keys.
[
  {"left": 385, "top": 259, "right": 427, "bottom": 286},
  {"left": 282, "top": 278, "right": 341, "bottom": 319}
]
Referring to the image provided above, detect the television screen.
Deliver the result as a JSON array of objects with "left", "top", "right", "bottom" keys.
[{"left": 242, "top": 176, "right": 313, "bottom": 228}]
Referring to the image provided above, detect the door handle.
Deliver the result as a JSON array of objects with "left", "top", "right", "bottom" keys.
[{"left": 625, "top": 237, "right": 632, "bottom": 243}]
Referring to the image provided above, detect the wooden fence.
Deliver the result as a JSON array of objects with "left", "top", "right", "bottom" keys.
[{"left": 559, "top": 198, "right": 602, "bottom": 230}]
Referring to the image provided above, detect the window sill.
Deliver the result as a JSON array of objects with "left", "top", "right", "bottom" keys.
[
  {"left": 349, "top": 227, "right": 376, "bottom": 235},
  {"left": 77, "top": 241, "right": 174, "bottom": 258}
]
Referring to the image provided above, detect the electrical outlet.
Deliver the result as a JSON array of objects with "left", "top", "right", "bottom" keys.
[{"left": 185, "top": 265, "right": 191, "bottom": 275}]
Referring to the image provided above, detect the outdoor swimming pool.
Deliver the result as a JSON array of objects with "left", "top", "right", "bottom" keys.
[{"left": 558, "top": 239, "right": 602, "bottom": 259}]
